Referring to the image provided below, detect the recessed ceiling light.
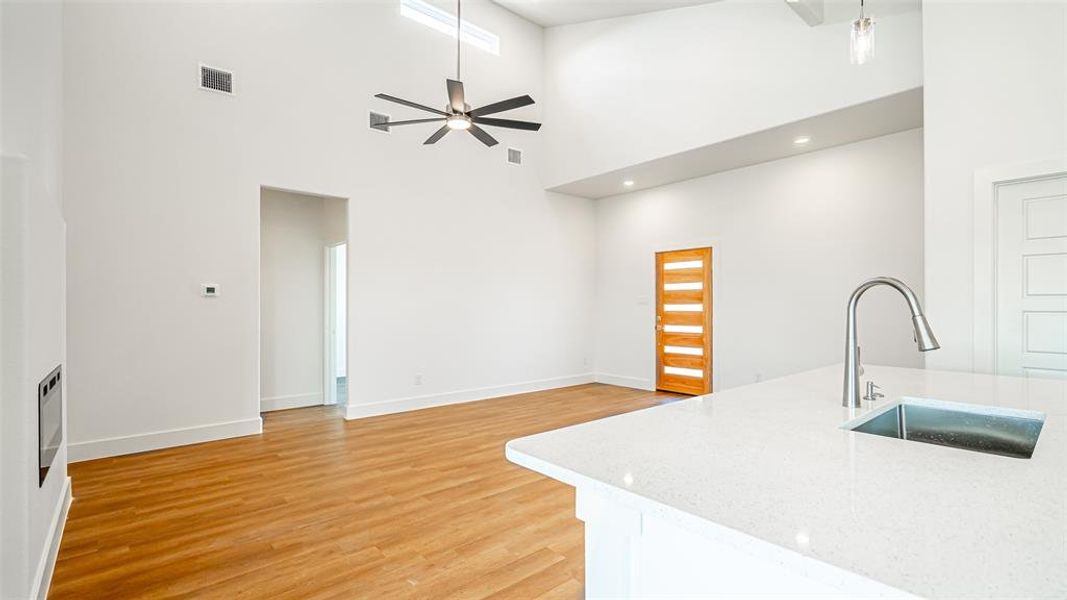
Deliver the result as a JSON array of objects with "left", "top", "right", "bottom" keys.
[
  {"left": 793, "top": 136, "right": 811, "bottom": 145},
  {"left": 623, "top": 179, "right": 635, "bottom": 187}
]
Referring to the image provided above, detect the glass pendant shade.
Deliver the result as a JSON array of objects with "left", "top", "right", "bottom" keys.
[{"left": 850, "top": 14, "right": 875, "bottom": 65}]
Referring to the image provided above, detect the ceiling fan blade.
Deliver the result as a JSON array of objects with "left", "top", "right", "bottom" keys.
[
  {"left": 468, "top": 95, "right": 534, "bottom": 117},
  {"left": 447, "top": 79, "right": 466, "bottom": 113},
  {"left": 424, "top": 125, "right": 451, "bottom": 145},
  {"left": 384, "top": 118, "right": 447, "bottom": 127},
  {"left": 471, "top": 117, "right": 541, "bottom": 131},
  {"left": 375, "top": 93, "right": 448, "bottom": 116},
  {"left": 467, "top": 124, "right": 499, "bottom": 147}
]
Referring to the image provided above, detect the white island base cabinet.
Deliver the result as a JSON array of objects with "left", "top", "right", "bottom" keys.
[{"left": 577, "top": 488, "right": 914, "bottom": 599}]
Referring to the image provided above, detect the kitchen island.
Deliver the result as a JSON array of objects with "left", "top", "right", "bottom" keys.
[{"left": 506, "top": 365, "right": 1066, "bottom": 598}]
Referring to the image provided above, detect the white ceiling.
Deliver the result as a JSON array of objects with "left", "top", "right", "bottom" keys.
[
  {"left": 490, "top": 0, "right": 722, "bottom": 27},
  {"left": 492, "top": 0, "right": 922, "bottom": 28},
  {"left": 548, "top": 87, "right": 924, "bottom": 199},
  {"left": 820, "top": 0, "right": 923, "bottom": 24}
]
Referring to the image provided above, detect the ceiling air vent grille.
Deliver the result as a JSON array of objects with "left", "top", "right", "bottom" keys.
[
  {"left": 200, "top": 65, "right": 233, "bottom": 95},
  {"left": 506, "top": 147, "right": 523, "bottom": 166},
  {"left": 369, "top": 111, "right": 391, "bottom": 133}
]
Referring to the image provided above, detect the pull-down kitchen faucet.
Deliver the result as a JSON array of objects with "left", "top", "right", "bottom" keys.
[{"left": 843, "top": 277, "right": 939, "bottom": 408}]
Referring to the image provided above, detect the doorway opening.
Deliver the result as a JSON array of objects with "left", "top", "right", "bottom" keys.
[
  {"left": 655, "top": 247, "right": 713, "bottom": 395},
  {"left": 259, "top": 187, "right": 348, "bottom": 413}
]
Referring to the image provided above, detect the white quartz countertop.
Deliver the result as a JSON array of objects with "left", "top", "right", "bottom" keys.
[{"left": 506, "top": 365, "right": 1067, "bottom": 598}]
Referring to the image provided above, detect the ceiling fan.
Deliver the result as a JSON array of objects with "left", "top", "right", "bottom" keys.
[{"left": 374, "top": 0, "right": 542, "bottom": 147}]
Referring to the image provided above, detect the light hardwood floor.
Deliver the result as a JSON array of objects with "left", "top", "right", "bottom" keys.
[{"left": 51, "top": 384, "right": 678, "bottom": 599}]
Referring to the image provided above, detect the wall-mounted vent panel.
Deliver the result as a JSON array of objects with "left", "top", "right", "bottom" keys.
[
  {"left": 507, "top": 147, "right": 523, "bottom": 166},
  {"left": 200, "top": 64, "right": 233, "bottom": 94},
  {"left": 369, "top": 111, "right": 391, "bottom": 132}
]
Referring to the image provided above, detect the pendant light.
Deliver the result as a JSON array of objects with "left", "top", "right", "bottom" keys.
[{"left": 850, "top": 0, "right": 875, "bottom": 65}]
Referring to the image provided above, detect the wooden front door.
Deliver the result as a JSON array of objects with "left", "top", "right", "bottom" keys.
[{"left": 655, "top": 247, "right": 712, "bottom": 395}]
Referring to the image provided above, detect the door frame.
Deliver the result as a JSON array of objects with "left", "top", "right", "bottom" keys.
[
  {"left": 256, "top": 184, "right": 348, "bottom": 416},
  {"left": 323, "top": 241, "right": 347, "bottom": 406},
  {"left": 972, "top": 157, "right": 1067, "bottom": 374},
  {"left": 646, "top": 238, "right": 723, "bottom": 394}
]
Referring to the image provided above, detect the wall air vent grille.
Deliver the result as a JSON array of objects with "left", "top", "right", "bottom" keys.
[
  {"left": 507, "top": 147, "right": 523, "bottom": 166},
  {"left": 200, "top": 65, "right": 233, "bottom": 94},
  {"left": 369, "top": 111, "right": 391, "bottom": 132}
]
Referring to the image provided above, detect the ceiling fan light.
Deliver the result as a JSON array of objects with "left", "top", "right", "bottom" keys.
[{"left": 447, "top": 115, "right": 472, "bottom": 130}]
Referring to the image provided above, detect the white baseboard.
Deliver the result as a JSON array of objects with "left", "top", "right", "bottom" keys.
[
  {"left": 345, "top": 373, "right": 595, "bottom": 420},
  {"left": 32, "top": 476, "right": 71, "bottom": 600},
  {"left": 68, "top": 417, "right": 263, "bottom": 462},
  {"left": 260, "top": 392, "right": 323, "bottom": 412},
  {"left": 594, "top": 372, "right": 654, "bottom": 391}
]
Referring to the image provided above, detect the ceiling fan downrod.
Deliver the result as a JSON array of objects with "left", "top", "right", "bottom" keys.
[{"left": 456, "top": 0, "right": 462, "bottom": 83}]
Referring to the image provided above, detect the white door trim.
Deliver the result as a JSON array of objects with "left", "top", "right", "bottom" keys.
[
  {"left": 323, "top": 245, "right": 335, "bottom": 405},
  {"left": 972, "top": 156, "right": 1067, "bottom": 374},
  {"left": 323, "top": 241, "right": 345, "bottom": 406}
]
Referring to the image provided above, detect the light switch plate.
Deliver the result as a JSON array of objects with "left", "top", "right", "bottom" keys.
[{"left": 201, "top": 283, "right": 220, "bottom": 297}]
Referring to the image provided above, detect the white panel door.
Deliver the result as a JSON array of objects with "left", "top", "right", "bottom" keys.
[{"left": 996, "top": 175, "right": 1067, "bottom": 379}]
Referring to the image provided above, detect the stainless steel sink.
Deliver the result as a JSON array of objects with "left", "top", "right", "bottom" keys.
[{"left": 843, "top": 398, "right": 1046, "bottom": 459}]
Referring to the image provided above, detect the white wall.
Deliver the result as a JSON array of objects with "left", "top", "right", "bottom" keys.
[
  {"left": 260, "top": 189, "right": 341, "bottom": 412},
  {"left": 64, "top": 1, "right": 595, "bottom": 451},
  {"left": 542, "top": 0, "right": 923, "bottom": 187},
  {"left": 594, "top": 129, "right": 925, "bottom": 391},
  {"left": 923, "top": 1, "right": 1067, "bottom": 372},
  {"left": 1, "top": 1, "right": 70, "bottom": 597},
  {"left": 323, "top": 198, "right": 347, "bottom": 381}
]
